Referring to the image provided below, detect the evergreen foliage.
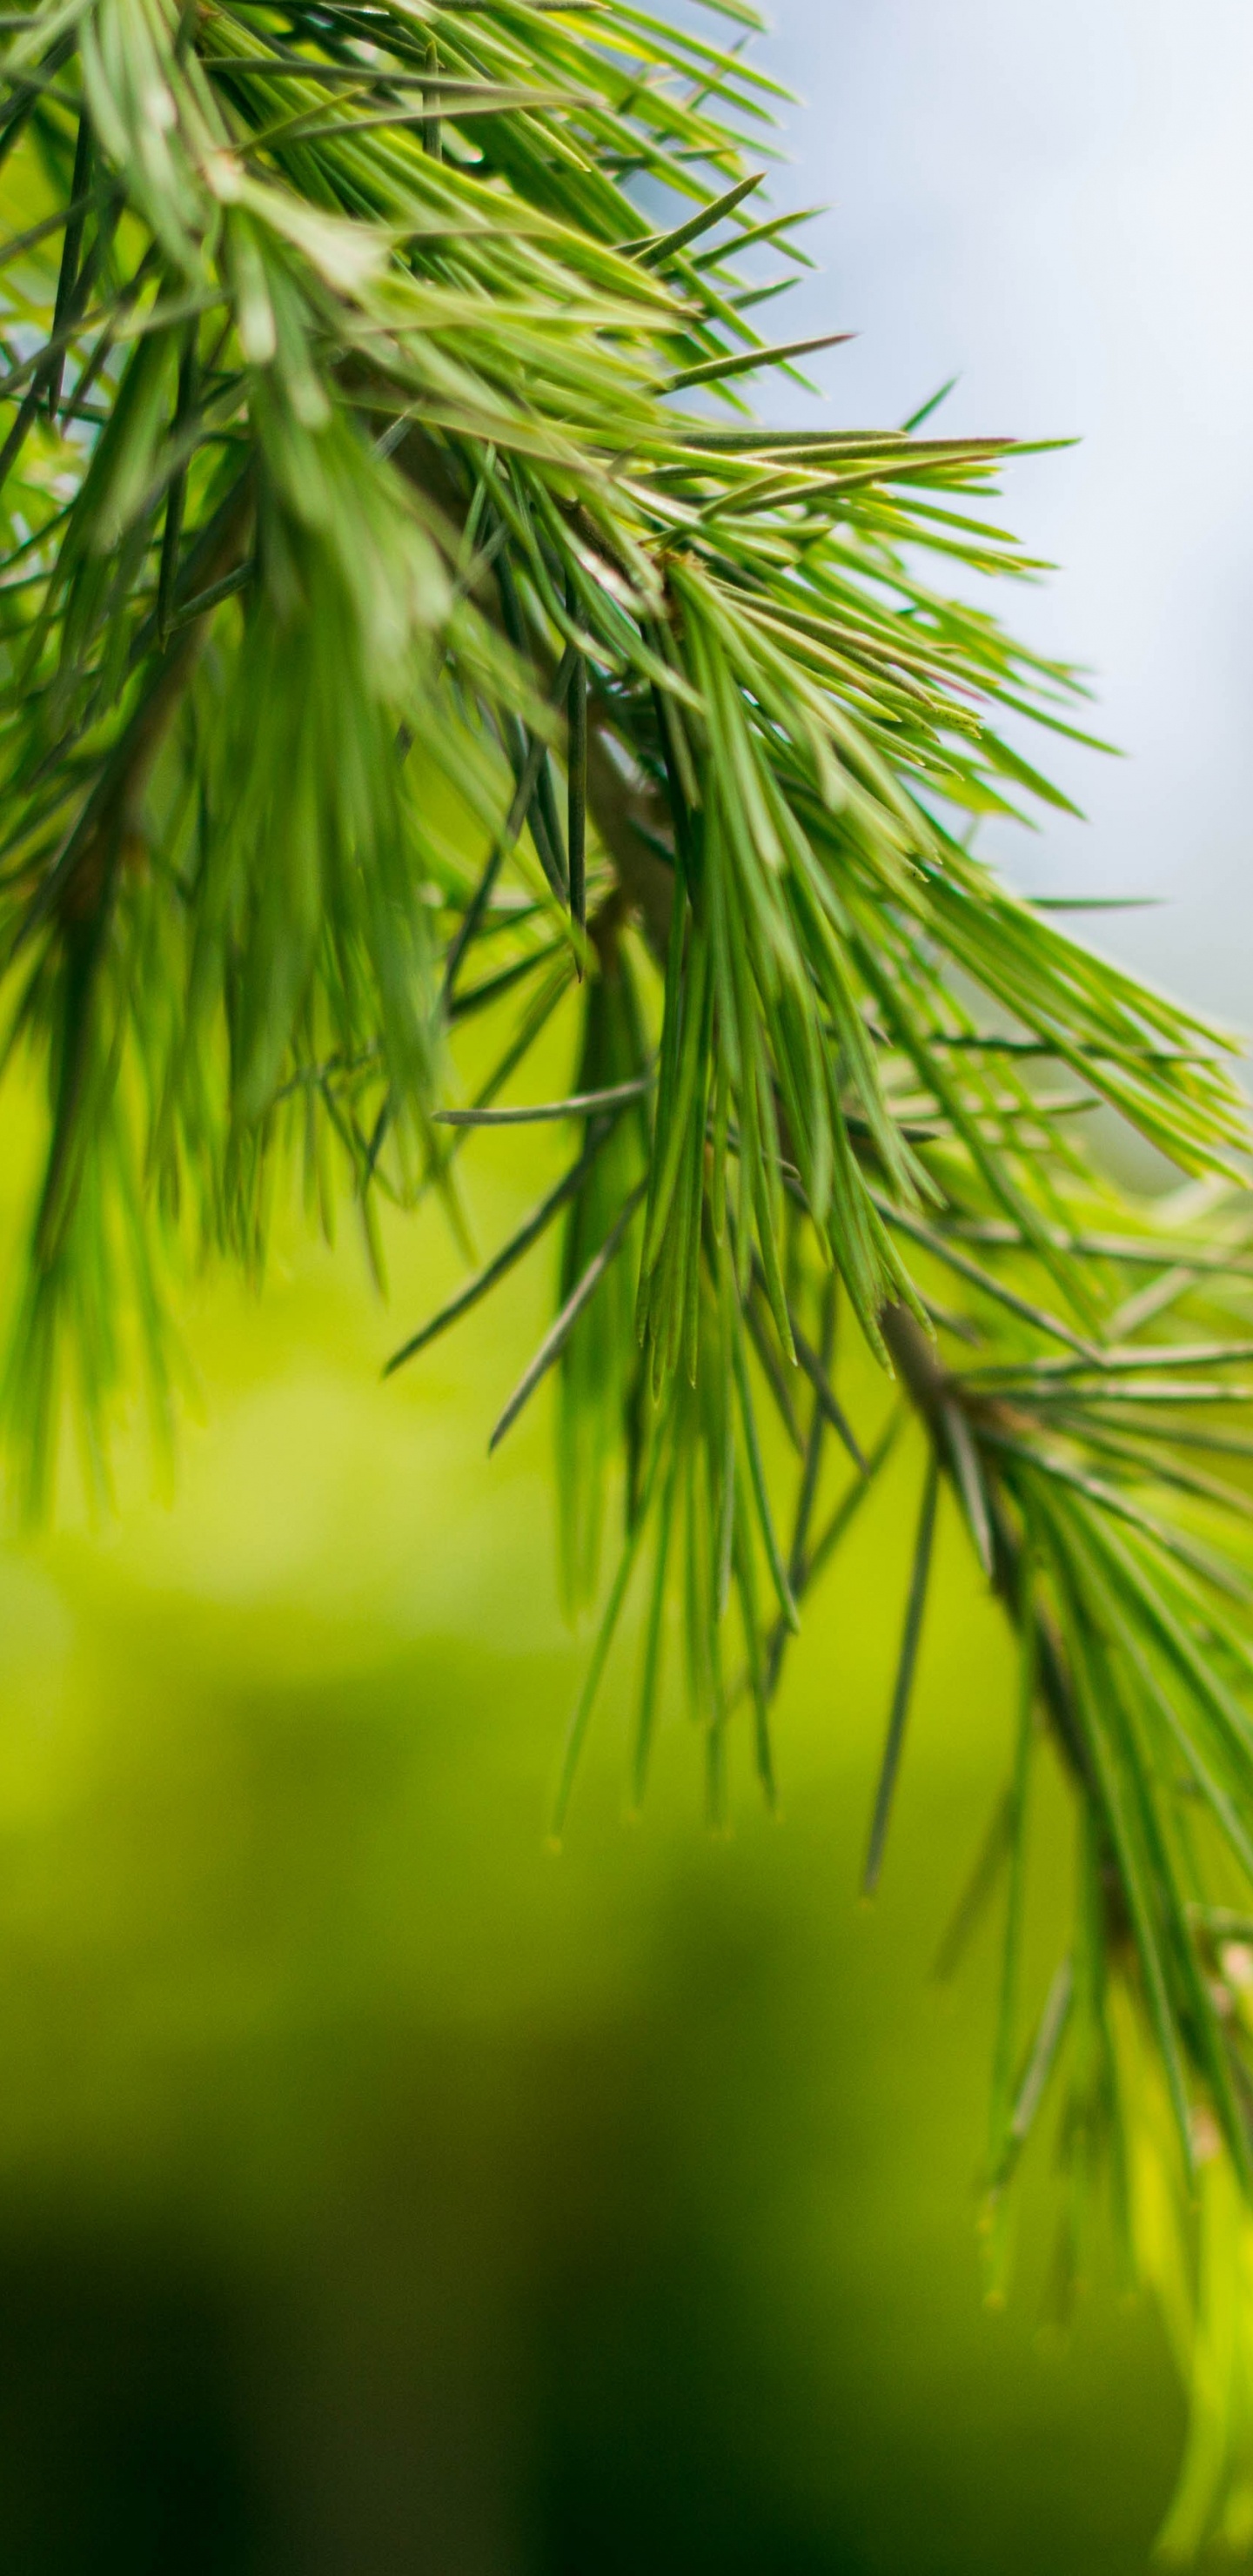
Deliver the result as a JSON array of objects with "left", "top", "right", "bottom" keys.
[{"left": 2, "top": 0, "right": 1253, "bottom": 2543}]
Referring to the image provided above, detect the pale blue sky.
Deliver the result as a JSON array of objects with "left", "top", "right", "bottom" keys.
[{"left": 754, "top": 2, "right": 1253, "bottom": 1036}]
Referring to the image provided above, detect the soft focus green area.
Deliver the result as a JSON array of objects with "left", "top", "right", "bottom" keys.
[{"left": 0, "top": 1037, "right": 1185, "bottom": 2572}]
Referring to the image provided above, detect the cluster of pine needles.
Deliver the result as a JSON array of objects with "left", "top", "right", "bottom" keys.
[{"left": 3, "top": 0, "right": 1253, "bottom": 2546}]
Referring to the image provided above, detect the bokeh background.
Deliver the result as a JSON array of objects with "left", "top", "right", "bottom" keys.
[{"left": 2, "top": 4, "right": 1251, "bottom": 2569}]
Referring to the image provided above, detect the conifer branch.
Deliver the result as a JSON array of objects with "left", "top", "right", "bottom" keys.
[{"left": 2, "top": 0, "right": 1253, "bottom": 2539}]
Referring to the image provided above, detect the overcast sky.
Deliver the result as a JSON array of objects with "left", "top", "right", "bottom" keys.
[{"left": 753, "top": 1, "right": 1253, "bottom": 1036}]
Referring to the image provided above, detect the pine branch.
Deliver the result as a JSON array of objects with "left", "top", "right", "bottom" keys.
[{"left": 2, "top": 0, "right": 1253, "bottom": 2541}]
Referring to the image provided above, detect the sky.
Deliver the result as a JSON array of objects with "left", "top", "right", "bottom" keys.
[{"left": 754, "top": 0, "right": 1253, "bottom": 1037}]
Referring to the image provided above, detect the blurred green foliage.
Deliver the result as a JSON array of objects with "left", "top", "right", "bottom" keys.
[{"left": 0, "top": 1069, "right": 1188, "bottom": 2572}]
